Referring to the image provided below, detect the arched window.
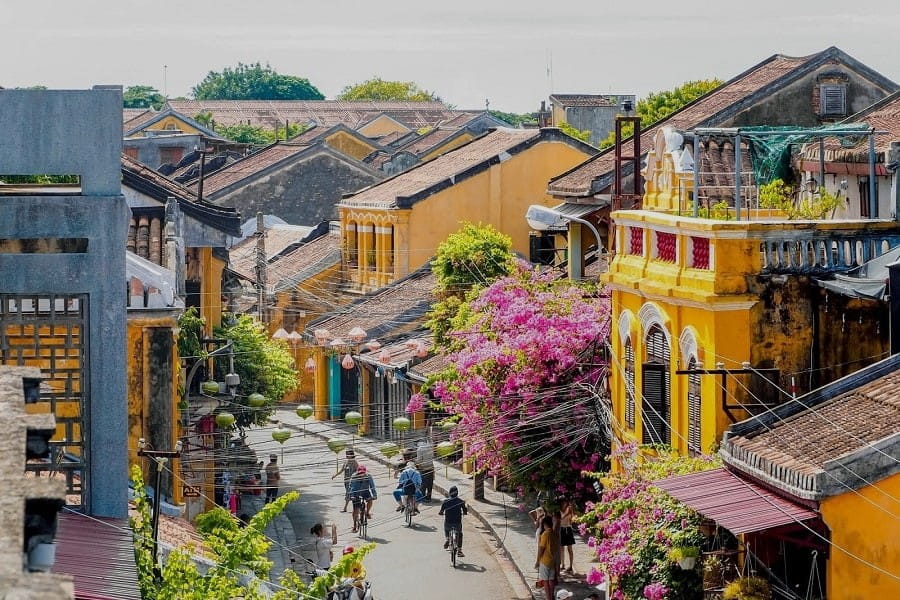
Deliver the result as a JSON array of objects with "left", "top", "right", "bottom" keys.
[
  {"left": 687, "top": 357, "right": 702, "bottom": 454},
  {"left": 642, "top": 324, "right": 671, "bottom": 445},
  {"left": 624, "top": 337, "right": 635, "bottom": 429}
]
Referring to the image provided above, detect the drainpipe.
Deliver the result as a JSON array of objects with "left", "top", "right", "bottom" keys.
[
  {"left": 734, "top": 133, "right": 742, "bottom": 220},
  {"left": 889, "top": 261, "right": 900, "bottom": 355},
  {"left": 890, "top": 141, "right": 900, "bottom": 222},
  {"left": 869, "top": 133, "right": 877, "bottom": 218}
]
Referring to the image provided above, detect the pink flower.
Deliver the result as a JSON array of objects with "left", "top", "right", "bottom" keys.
[
  {"left": 405, "top": 393, "right": 425, "bottom": 414},
  {"left": 585, "top": 567, "right": 605, "bottom": 585},
  {"left": 643, "top": 582, "right": 668, "bottom": 600}
]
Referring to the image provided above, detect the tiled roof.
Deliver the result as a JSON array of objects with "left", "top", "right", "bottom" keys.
[
  {"left": 548, "top": 52, "right": 814, "bottom": 195},
  {"left": 193, "top": 142, "right": 311, "bottom": 196},
  {"left": 364, "top": 151, "right": 393, "bottom": 170},
  {"left": 695, "top": 138, "right": 754, "bottom": 203},
  {"left": 550, "top": 94, "right": 622, "bottom": 107},
  {"left": 723, "top": 354, "right": 900, "bottom": 500},
  {"left": 408, "top": 351, "right": 453, "bottom": 380},
  {"left": 123, "top": 153, "right": 196, "bottom": 200},
  {"left": 340, "top": 128, "right": 543, "bottom": 209},
  {"left": 306, "top": 265, "right": 436, "bottom": 341},
  {"left": 288, "top": 124, "right": 325, "bottom": 144},
  {"left": 229, "top": 224, "right": 318, "bottom": 282},
  {"left": 370, "top": 130, "right": 410, "bottom": 147},
  {"left": 123, "top": 108, "right": 154, "bottom": 132},
  {"left": 270, "top": 230, "right": 342, "bottom": 292},
  {"left": 166, "top": 100, "right": 474, "bottom": 130},
  {"left": 395, "top": 127, "right": 465, "bottom": 157},
  {"left": 357, "top": 334, "right": 433, "bottom": 369},
  {"left": 801, "top": 90, "right": 900, "bottom": 162}
]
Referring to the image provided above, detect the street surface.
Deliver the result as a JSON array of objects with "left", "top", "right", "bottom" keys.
[{"left": 246, "top": 426, "right": 525, "bottom": 599}]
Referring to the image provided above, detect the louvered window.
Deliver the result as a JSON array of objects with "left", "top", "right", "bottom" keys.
[
  {"left": 820, "top": 84, "right": 847, "bottom": 117},
  {"left": 687, "top": 358, "right": 702, "bottom": 455},
  {"left": 624, "top": 339, "right": 635, "bottom": 429},
  {"left": 642, "top": 325, "right": 671, "bottom": 445}
]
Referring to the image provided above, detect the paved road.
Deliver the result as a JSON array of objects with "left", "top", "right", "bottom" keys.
[{"left": 246, "top": 426, "right": 526, "bottom": 599}]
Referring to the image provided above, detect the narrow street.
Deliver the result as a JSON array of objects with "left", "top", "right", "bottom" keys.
[{"left": 245, "top": 425, "right": 525, "bottom": 599}]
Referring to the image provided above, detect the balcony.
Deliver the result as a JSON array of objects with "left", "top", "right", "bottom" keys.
[{"left": 606, "top": 210, "right": 900, "bottom": 300}]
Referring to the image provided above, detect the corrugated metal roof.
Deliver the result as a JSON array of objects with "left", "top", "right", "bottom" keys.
[
  {"left": 654, "top": 467, "right": 818, "bottom": 535},
  {"left": 53, "top": 512, "right": 142, "bottom": 600}
]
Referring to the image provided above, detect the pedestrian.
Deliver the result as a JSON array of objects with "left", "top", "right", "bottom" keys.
[
  {"left": 332, "top": 448, "right": 358, "bottom": 512},
  {"left": 535, "top": 515, "right": 556, "bottom": 600},
  {"left": 559, "top": 498, "right": 576, "bottom": 573},
  {"left": 264, "top": 454, "right": 280, "bottom": 504},
  {"left": 415, "top": 438, "right": 435, "bottom": 501},
  {"left": 529, "top": 506, "right": 546, "bottom": 545},
  {"left": 310, "top": 522, "right": 337, "bottom": 570}
]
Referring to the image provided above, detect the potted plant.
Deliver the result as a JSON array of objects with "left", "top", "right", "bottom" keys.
[
  {"left": 668, "top": 545, "right": 700, "bottom": 570},
  {"left": 722, "top": 575, "right": 771, "bottom": 600},
  {"left": 703, "top": 554, "right": 725, "bottom": 590}
]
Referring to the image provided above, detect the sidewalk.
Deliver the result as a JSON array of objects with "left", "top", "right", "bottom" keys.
[{"left": 270, "top": 406, "right": 604, "bottom": 600}]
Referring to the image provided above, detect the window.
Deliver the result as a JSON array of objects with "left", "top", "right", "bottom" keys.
[
  {"left": 858, "top": 176, "right": 877, "bottom": 218},
  {"left": 159, "top": 146, "right": 184, "bottom": 165},
  {"left": 625, "top": 338, "right": 635, "bottom": 429},
  {"left": 687, "top": 358, "right": 702, "bottom": 454},
  {"left": 819, "top": 84, "right": 847, "bottom": 118},
  {"left": 642, "top": 324, "right": 671, "bottom": 445}
]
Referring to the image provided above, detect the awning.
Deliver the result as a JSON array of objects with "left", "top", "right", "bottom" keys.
[
  {"left": 654, "top": 468, "right": 818, "bottom": 535},
  {"left": 814, "top": 245, "right": 900, "bottom": 300},
  {"left": 53, "top": 511, "right": 142, "bottom": 600},
  {"left": 544, "top": 201, "right": 607, "bottom": 230}
]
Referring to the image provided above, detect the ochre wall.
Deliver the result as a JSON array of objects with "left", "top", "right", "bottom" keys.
[
  {"left": 200, "top": 248, "right": 225, "bottom": 332},
  {"left": 141, "top": 115, "right": 205, "bottom": 135},
  {"left": 820, "top": 472, "right": 900, "bottom": 599},
  {"left": 324, "top": 131, "right": 378, "bottom": 161},
  {"left": 419, "top": 133, "right": 474, "bottom": 163},
  {"left": 357, "top": 115, "right": 410, "bottom": 137}
]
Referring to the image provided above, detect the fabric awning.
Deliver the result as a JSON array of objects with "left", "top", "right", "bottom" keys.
[
  {"left": 654, "top": 468, "right": 818, "bottom": 535},
  {"left": 544, "top": 201, "right": 606, "bottom": 230}
]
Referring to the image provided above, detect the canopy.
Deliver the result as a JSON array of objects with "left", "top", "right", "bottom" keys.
[
  {"left": 654, "top": 468, "right": 818, "bottom": 535},
  {"left": 815, "top": 245, "right": 900, "bottom": 300}
]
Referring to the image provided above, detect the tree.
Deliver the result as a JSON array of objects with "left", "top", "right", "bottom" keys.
[
  {"left": 598, "top": 79, "right": 723, "bottom": 149},
  {"left": 425, "top": 223, "right": 516, "bottom": 349},
  {"left": 489, "top": 110, "right": 537, "bottom": 128},
  {"left": 427, "top": 264, "right": 611, "bottom": 503},
  {"left": 337, "top": 77, "right": 440, "bottom": 102},
  {"left": 558, "top": 121, "right": 591, "bottom": 144},
  {"left": 192, "top": 62, "right": 323, "bottom": 101},
  {"left": 213, "top": 122, "right": 306, "bottom": 145},
  {"left": 124, "top": 85, "right": 166, "bottom": 109}
]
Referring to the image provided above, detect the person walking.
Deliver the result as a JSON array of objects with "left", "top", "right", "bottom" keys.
[
  {"left": 535, "top": 515, "right": 556, "bottom": 600},
  {"left": 559, "top": 498, "right": 576, "bottom": 573},
  {"left": 310, "top": 522, "right": 337, "bottom": 570},
  {"left": 332, "top": 448, "right": 358, "bottom": 512},
  {"left": 415, "top": 438, "right": 435, "bottom": 501},
  {"left": 264, "top": 454, "right": 280, "bottom": 504}
]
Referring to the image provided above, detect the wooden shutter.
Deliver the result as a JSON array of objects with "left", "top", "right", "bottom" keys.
[
  {"left": 625, "top": 339, "right": 635, "bottom": 429},
  {"left": 642, "top": 363, "right": 668, "bottom": 444},
  {"left": 820, "top": 84, "right": 846, "bottom": 117},
  {"left": 687, "top": 359, "right": 702, "bottom": 454}
]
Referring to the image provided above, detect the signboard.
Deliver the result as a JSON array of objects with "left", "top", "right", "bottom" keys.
[{"left": 182, "top": 484, "right": 201, "bottom": 498}]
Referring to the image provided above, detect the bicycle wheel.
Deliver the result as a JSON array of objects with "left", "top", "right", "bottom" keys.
[
  {"left": 450, "top": 528, "right": 458, "bottom": 568},
  {"left": 405, "top": 497, "right": 413, "bottom": 527},
  {"left": 359, "top": 511, "right": 368, "bottom": 539}
]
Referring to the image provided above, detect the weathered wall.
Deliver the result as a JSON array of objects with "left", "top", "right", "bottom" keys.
[
  {"left": 820, "top": 471, "right": 900, "bottom": 600},
  {"left": 213, "top": 152, "right": 384, "bottom": 226},
  {"left": 124, "top": 134, "right": 202, "bottom": 170},
  {"left": 564, "top": 105, "right": 620, "bottom": 148}
]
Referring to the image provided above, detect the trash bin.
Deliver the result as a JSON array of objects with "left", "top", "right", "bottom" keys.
[{"left": 473, "top": 471, "right": 485, "bottom": 500}]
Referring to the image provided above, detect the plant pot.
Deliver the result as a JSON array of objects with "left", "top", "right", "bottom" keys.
[{"left": 678, "top": 557, "right": 697, "bottom": 570}]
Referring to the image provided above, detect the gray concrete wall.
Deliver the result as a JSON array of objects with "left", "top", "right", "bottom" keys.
[
  {"left": 0, "top": 87, "right": 129, "bottom": 518},
  {"left": 124, "top": 134, "right": 202, "bottom": 169},
  {"left": 566, "top": 104, "right": 628, "bottom": 148}
]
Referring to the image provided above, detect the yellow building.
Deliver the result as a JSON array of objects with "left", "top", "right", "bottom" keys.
[
  {"left": 338, "top": 127, "right": 597, "bottom": 292},
  {"left": 603, "top": 126, "right": 899, "bottom": 457}
]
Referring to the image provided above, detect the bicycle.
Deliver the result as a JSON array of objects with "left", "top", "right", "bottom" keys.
[
  {"left": 448, "top": 526, "right": 460, "bottom": 567},
  {"left": 351, "top": 495, "right": 368, "bottom": 539},
  {"left": 403, "top": 493, "right": 416, "bottom": 527}
]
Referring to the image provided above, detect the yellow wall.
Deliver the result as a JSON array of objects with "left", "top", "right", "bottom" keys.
[
  {"left": 419, "top": 132, "right": 474, "bottom": 163},
  {"left": 324, "top": 131, "right": 378, "bottom": 161},
  {"left": 551, "top": 104, "right": 567, "bottom": 127},
  {"left": 820, "top": 473, "right": 900, "bottom": 599},
  {"left": 200, "top": 248, "right": 225, "bottom": 332},
  {"left": 141, "top": 115, "right": 205, "bottom": 135},
  {"left": 357, "top": 115, "right": 411, "bottom": 138}
]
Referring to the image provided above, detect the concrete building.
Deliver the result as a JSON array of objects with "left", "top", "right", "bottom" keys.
[
  {"left": 548, "top": 93, "right": 635, "bottom": 147},
  {"left": 0, "top": 87, "right": 129, "bottom": 517}
]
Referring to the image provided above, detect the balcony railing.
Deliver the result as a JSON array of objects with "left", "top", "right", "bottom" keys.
[{"left": 760, "top": 234, "right": 900, "bottom": 273}]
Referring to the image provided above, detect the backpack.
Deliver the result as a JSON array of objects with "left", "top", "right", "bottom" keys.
[{"left": 403, "top": 479, "right": 417, "bottom": 495}]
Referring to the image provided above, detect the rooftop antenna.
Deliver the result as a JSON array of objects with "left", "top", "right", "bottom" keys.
[
  {"left": 546, "top": 49, "right": 554, "bottom": 95},
  {"left": 163, "top": 65, "right": 168, "bottom": 99}
]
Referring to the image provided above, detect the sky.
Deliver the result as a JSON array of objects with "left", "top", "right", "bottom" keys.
[{"left": 2, "top": 0, "right": 898, "bottom": 114}]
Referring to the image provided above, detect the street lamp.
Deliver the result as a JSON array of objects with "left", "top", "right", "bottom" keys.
[{"left": 526, "top": 204, "right": 604, "bottom": 279}]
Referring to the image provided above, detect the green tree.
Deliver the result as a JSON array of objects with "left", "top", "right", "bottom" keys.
[
  {"left": 193, "top": 62, "right": 323, "bottom": 100},
  {"left": 337, "top": 77, "right": 440, "bottom": 102},
  {"left": 758, "top": 178, "right": 843, "bottom": 220},
  {"left": 598, "top": 79, "right": 723, "bottom": 149},
  {"left": 489, "top": 110, "right": 537, "bottom": 128},
  {"left": 213, "top": 122, "right": 305, "bottom": 145},
  {"left": 426, "top": 223, "right": 515, "bottom": 350},
  {"left": 124, "top": 85, "right": 166, "bottom": 109},
  {"left": 558, "top": 121, "right": 592, "bottom": 143}
]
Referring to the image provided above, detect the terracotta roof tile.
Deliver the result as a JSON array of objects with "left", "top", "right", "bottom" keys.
[
  {"left": 548, "top": 53, "right": 810, "bottom": 195},
  {"left": 408, "top": 351, "right": 453, "bottom": 379},
  {"left": 194, "top": 142, "right": 311, "bottom": 196},
  {"left": 269, "top": 230, "right": 341, "bottom": 292},
  {"left": 358, "top": 335, "right": 433, "bottom": 368},
  {"left": 123, "top": 108, "right": 155, "bottom": 133},
  {"left": 802, "top": 91, "right": 900, "bottom": 162},
  {"left": 341, "top": 128, "right": 541, "bottom": 209},
  {"left": 122, "top": 153, "right": 196, "bottom": 200},
  {"left": 229, "top": 224, "right": 317, "bottom": 282},
  {"left": 395, "top": 127, "right": 464, "bottom": 157}
]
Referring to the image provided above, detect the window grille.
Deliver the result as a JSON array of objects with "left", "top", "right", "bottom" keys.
[{"left": 820, "top": 84, "right": 847, "bottom": 117}]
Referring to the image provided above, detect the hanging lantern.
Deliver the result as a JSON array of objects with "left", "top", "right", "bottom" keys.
[
  {"left": 379, "top": 441, "right": 400, "bottom": 458},
  {"left": 272, "top": 328, "right": 290, "bottom": 340},
  {"left": 327, "top": 438, "right": 349, "bottom": 454},
  {"left": 440, "top": 420, "right": 458, "bottom": 432},
  {"left": 215, "top": 411, "right": 235, "bottom": 429},
  {"left": 365, "top": 340, "right": 382, "bottom": 352},
  {"left": 296, "top": 404, "right": 314, "bottom": 419},
  {"left": 330, "top": 338, "right": 346, "bottom": 348},
  {"left": 378, "top": 348, "right": 391, "bottom": 363},
  {"left": 314, "top": 328, "right": 332, "bottom": 344},
  {"left": 341, "top": 354, "right": 356, "bottom": 370},
  {"left": 272, "top": 425, "right": 292, "bottom": 444},
  {"left": 392, "top": 416, "right": 411, "bottom": 432},
  {"left": 304, "top": 357, "right": 316, "bottom": 374},
  {"left": 415, "top": 341, "right": 428, "bottom": 358},
  {"left": 248, "top": 393, "right": 266, "bottom": 407},
  {"left": 288, "top": 331, "right": 303, "bottom": 347},
  {"left": 345, "top": 411, "right": 363, "bottom": 426},
  {"left": 436, "top": 441, "right": 456, "bottom": 458},
  {"left": 348, "top": 327, "right": 367, "bottom": 343},
  {"left": 201, "top": 380, "right": 220, "bottom": 395},
  {"left": 403, "top": 339, "right": 418, "bottom": 349}
]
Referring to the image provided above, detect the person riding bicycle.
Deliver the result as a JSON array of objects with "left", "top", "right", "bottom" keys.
[
  {"left": 438, "top": 485, "right": 468, "bottom": 557},
  {"left": 393, "top": 461, "right": 423, "bottom": 515},
  {"left": 347, "top": 464, "right": 377, "bottom": 533}
]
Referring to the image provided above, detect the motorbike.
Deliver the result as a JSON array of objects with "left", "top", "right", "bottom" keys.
[{"left": 325, "top": 577, "right": 373, "bottom": 600}]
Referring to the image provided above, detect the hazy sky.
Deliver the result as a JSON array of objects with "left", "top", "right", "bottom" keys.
[{"left": 2, "top": 1, "right": 898, "bottom": 113}]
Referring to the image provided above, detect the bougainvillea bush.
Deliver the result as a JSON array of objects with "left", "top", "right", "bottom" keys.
[
  {"left": 427, "top": 262, "right": 611, "bottom": 504},
  {"left": 578, "top": 443, "right": 720, "bottom": 600}
]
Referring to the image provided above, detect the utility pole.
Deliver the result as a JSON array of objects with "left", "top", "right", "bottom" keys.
[
  {"left": 255, "top": 212, "right": 266, "bottom": 321},
  {"left": 137, "top": 438, "right": 182, "bottom": 566}
]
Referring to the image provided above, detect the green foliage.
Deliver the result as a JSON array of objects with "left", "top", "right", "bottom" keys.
[
  {"left": 758, "top": 178, "right": 843, "bottom": 220},
  {"left": 129, "top": 465, "right": 159, "bottom": 599},
  {"left": 0, "top": 174, "right": 79, "bottom": 184},
  {"left": 193, "top": 62, "right": 323, "bottom": 101},
  {"left": 426, "top": 223, "right": 515, "bottom": 350},
  {"left": 194, "top": 111, "right": 213, "bottom": 127},
  {"left": 213, "top": 121, "right": 305, "bottom": 145},
  {"left": 558, "top": 121, "right": 592, "bottom": 144},
  {"left": 723, "top": 576, "right": 771, "bottom": 600},
  {"left": 697, "top": 199, "right": 733, "bottom": 220},
  {"left": 124, "top": 85, "right": 166, "bottom": 109},
  {"left": 489, "top": 110, "right": 537, "bottom": 127},
  {"left": 599, "top": 79, "right": 722, "bottom": 149},
  {"left": 337, "top": 77, "right": 440, "bottom": 102},
  {"left": 176, "top": 307, "right": 205, "bottom": 361},
  {"left": 213, "top": 314, "right": 298, "bottom": 427}
]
